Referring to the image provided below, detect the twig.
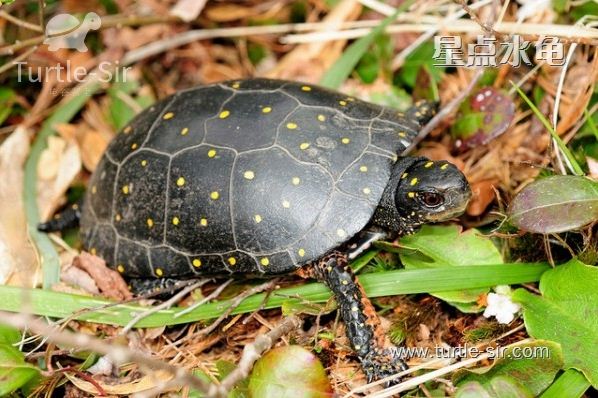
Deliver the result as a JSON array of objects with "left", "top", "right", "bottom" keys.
[
  {"left": 0, "top": 10, "right": 43, "bottom": 32},
  {"left": 401, "top": 67, "right": 485, "bottom": 155},
  {"left": 120, "top": 280, "right": 208, "bottom": 334},
  {"left": 0, "top": 311, "right": 212, "bottom": 395},
  {"left": 193, "top": 280, "right": 277, "bottom": 337},
  {"left": 207, "top": 315, "right": 303, "bottom": 398},
  {"left": 0, "top": 45, "right": 37, "bottom": 76},
  {"left": 174, "top": 279, "right": 233, "bottom": 318}
]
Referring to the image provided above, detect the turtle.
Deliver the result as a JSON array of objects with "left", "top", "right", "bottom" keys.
[
  {"left": 39, "top": 78, "right": 471, "bottom": 383},
  {"left": 43, "top": 12, "right": 101, "bottom": 52}
]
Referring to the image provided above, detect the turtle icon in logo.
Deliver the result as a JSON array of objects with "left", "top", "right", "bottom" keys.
[{"left": 43, "top": 12, "right": 101, "bottom": 52}]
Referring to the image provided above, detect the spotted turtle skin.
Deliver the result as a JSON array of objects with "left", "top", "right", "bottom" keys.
[{"left": 80, "top": 78, "right": 437, "bottom": 279}]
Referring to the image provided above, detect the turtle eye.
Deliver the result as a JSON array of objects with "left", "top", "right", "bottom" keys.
[{"left": 421, "top": 192, "right": 444, "bottom": 208}]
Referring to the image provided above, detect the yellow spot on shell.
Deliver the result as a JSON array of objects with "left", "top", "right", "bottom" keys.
[
  {"left": 208, "top": 149, "right": 217, "bottom": 158},
  {"left": 117, "top": 264, "right": 125, "bottom": 273},
  {"left": 363, "top": 187, "right": 371, "bottom": 195},
  {"left": 115, "top": 214, "right": 121, "bottom": 222},
  {"left": 300, "top": 142, "right": 310, "bottom": 150},
  {"left": 351, "top": 306, "right": 359, "bottom": 312},
  {"left": 425, "top": 161, "right": 434, "bottom": 168},
  {"left": 292, "top": 177, "right": 300, "bottom": 185},
  {"left": 172, "top": 216, "right": 180, "bottom": 226},
  {"left": 210, "top": 191, "right": 220, "bottom": 200},
  {"left": 301, "top": 85, "right": 312, "bottom": 92},
  {"left": 441, "top": 163, "right": 449, "bottom": 170},
  {"left": 341, "top": 137, "right": 350, "bottom": 144},
  {"left": 91, "top": 185, "right": 97, "bottom": 194},
  {"left": 317, "top": 114, "right": 326, "bottom": 122},
  {"left": 232, "top": 82, "right": 240, "bottom": 89},
  {"left": 282, "top": 200, "right": 290, "bottom": 208},
  {"left": 359, "top": 166, "right": 368, "bottom": 172},
  {"left": 355, "top": 344, "right": 361, "bottom": 350},
  {"left": 90, "top": 247, "right": 97, "bottom": 255},
  {"left": 147, "top": 218, "right": 154, "bottom": 228},
  {"left": 410, "top": 177, "right": 418, "bottom": 186},
  {"left": 228, "top": 257, "right": 236, "bottom": 266},
  {"left": 398, "top": 131, "right": 407, "bottom": 137},
  {"left": 200, "top": 218, "right": 208, "bottom": 227},
  {"left": 181, "top": 127, "right": 189, "bottom": 135},
  {"left": 262, "top": 106, "right": 272, "bottom": 114},
  {"left": 408, "top": 192, "right": 415, "bottom": 198},
  {"left": 401, "top": 172, "right": 408, "bottom": 179},
  {"left": 298, "top": 248, "right": 306, "bottom": 257},
  {"left": 156, "top": 268, "right": 163, "bottom": 277},
  {"left": 254, "top": 214, "right": 262, "bottom": 223},
  {"left": 260, "top": 257, "right": 270, "bottom": 266},
  {"left": 193, "top": 259, "right": 202, "bottom": 267},
  {"left": 131, "top": 143, "right": 138, "bottom": 150},
  {"left": 244, "top": 170, "right": 255, "bottom": 180},
  {"left": 341, "top": 280, "right": 349, "bottom": 285},
  {"left": 122, "top": 185, "right": 130, "bottom": 194},
  {"left": 337, "top": 229, "right": 346, "bottom": 237},
  {"left": 219, "top": 110, "right": 230, "bottom": 119},
  {"left": 286, "top": 122, "right": 298, "bottom": 130},
  {"left": 141, "top": 160, "right": 148, "bottom": 167},
  {"left": 339, "top": 100, "right": 347, "bottom": 106},
  {"left": 176, "top": 177, "right": 185, "bottom": 187},
  {"left": 123, "top": 126, "right": 132, "bottom": 134},
  {"left": 163, "top": 112, "right": 174, "bottom": 120}
]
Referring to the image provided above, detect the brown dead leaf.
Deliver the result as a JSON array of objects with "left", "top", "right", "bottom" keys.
[
  {"left": 73, "top": 252, "right": 132, "bottom": 300},
  {"left": 0, "top": 128, "right": 39, "bottom": 287},
  {"left": 466, "top": 180, "right": 498, "bottom": 217},
  {"left": 79, "top": 129, "right": 109, "bottom": 171},
  {"left": 65, "top": 369, "right": 174, "bottom": 395},
  {"left": 36, "top": 135, "right": 82, "bottom": 220},
  {"left": 205, "top": 3, "right": 257, "bottom": 22}
]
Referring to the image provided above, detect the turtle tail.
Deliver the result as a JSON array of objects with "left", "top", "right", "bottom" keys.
[
  {"left": 37, "top": 201, "right": 82, "bottom": 232},
  {"left": 405, "top": 99, "right": 438, "bottom": 125}
]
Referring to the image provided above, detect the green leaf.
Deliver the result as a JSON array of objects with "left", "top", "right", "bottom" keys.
[
  {"left": 248, "top": 346, "right": 333, "bottom": 398},
  {"left": 508, "top": 175, "right": 598, "bottom": 233},
  {"left": 512, "top": 259, "right": 598, "bottom": 387},
  {"left": 319, "top": 0, "right": 415, "bottom": 89},
  {"left": 0, "top": 87, "right": 16, "bottom": 125},
  {"left": 0, "top": 344, "right": 40, "bottom": 396},
  {"left": 453, "top": 340, "right": 563, "bottom": 398},
  {"left": 0, "top": 325, "right": 21, "bottom": 345},
  {"left": 393, "top": 225, "right": 503, "bottom": 311},
  {"left": 0, "top": 262, "right": 549, "bottom": 327},
  {"left": 397, "top": 41, "right": 445, "bottom": 89},
  {"left": 540, "top": 369, "right": 590, "bottom": 398}
]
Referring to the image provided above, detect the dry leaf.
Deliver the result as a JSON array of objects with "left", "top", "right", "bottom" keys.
[
  {"left": 0, "top": 128, "right": 39, "bottom": 287},
  {"left": 467, "top": 180, "right": 498, "bottom": 217},
  {"left": 36, "top": 135, "right": 82, "bottom": 220},
  {"left": 65, "top": 369, "right": 174, "bottom": 395},
  {"left": 73, "top": 252, "right": 132, "bottom": 300}
]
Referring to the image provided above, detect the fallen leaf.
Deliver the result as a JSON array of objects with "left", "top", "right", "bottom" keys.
[
  {"left": 467, "top": 180, "right": 497, "bottom": 217},
  {"left": 0, "top": 128, "right": 39, "bottom": 287},
  {"left": 36, "top": 135, "right": 82, "bottom": 220},
  {"left": 65, "top": 369, "right": 173, "bottom": 395},
  {"left": 73, "top": 252, "right": 132, "bottom": 300}
]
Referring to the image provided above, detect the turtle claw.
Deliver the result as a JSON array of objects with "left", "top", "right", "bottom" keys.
[{"left": 361, "top": 348, "right": 408, "bottom": 386}]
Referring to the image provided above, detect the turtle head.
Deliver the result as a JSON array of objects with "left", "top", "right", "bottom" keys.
[
  {"left": 373, "top": 157, "right": 471, "bottom": 234},
  {"left": 84, "top": 12, "right": 101, "bottom": 30}
]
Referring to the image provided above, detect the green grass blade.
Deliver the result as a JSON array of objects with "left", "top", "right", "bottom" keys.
[
  {"left": 319, "top": 0, "right": 414, "bottom": 89},
  {"left": 583, "top": 108, "right": 598, "bottom": 142},
  {"left": 511, "top": 82, "right": 583, "bottom": 176},
  {"left": 23, "top": 83, "right": 102, "bottom": 289},
  {"left": 0, "top": 263, "right": 549, "bottom": 328},
  {"left": 540, "top": 369, "right": 590, "bottom": 398}
]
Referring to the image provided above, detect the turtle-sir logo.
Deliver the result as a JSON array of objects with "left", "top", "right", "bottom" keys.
[{"left": 43, "top": 12, "right": 101, "bottom": 52}]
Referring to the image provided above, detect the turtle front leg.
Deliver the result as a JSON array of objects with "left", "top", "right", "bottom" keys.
[{"left": 305, "top": 251, "right": 406, "bottom": 383}]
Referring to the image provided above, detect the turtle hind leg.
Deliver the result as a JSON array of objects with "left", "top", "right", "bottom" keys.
[
  {"left": 305, "top": 251, "right": 407, "bottom": 384},
  {"left": 37, "top": 201, "right": 82, "bottom": 232},
  {"left": 405, "top": 99, "right": 438, "bottom": 125}
]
